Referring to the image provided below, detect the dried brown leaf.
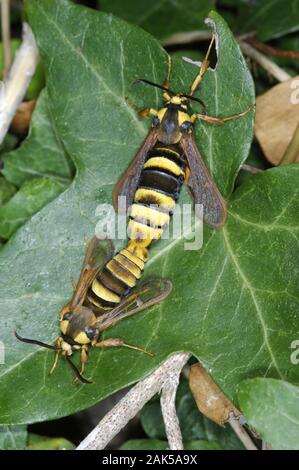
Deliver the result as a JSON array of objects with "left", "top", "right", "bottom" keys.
[
  {"left": 11, "top": 100, "right": 36, "bottom": 135},
  {"left": 255, "top": 76, "right": 299, "bottom": 165},
  {"left": 189, "top": 363, "right": 240, "bottom": 427}
]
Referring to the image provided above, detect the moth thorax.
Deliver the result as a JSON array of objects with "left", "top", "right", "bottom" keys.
[{"left": 61, "top": 340, "right": 72, "bottom": 355}]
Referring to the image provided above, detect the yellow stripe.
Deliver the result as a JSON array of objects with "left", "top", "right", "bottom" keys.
[
  {"left": 114, "top": 254, "right": 142, "bottom": 279},
  {"left": 91, "top": 279, "right": 120, "bottom": 303},
  {"left": 143, "top": 157, "right": 183, "bottom": 177},
  {"left": 128, "top": 219, "right": 163, "bottom": 242},
  {"left": 155, "top": 147, "right": 181, "bottom": 157},
  {"left": 120, "top": 249, "right": 145, "bottom": 270},
  {"left": 106, "top": 259, "right": 137, "bottom": 288},
  {"left": 87, "top": 295, "right": 110, "bottom": 310},
  {"left": 135, "top": 188, "right": 175, "bottom": 210},
  {"left": 130, "top": 204, "right": 170, "bottom": 227}
]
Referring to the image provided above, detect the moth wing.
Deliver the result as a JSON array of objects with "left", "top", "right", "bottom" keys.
[
  {"left": 112, "top": 127, "right": 158, "bottom": 214},
  {"left": 96, "top": 277, "right": 172, "bottom": 331},
  {"left": 180, "top": 133, "right": 227, "bottom": 228},
  {"left": 70, "top": 237, "right": 114, "bottom": 311}
]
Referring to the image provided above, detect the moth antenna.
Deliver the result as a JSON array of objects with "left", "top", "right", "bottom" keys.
[
  {"left": 65, "top": 355, "right": 93, "bottom": 384},
  {"left": 133, "top": 79, "right": 176, "bottom": 96},
  {"left": 15, "top": 331, "right": 57, "bottom": 350},
  {"left": 182, "top": 94, "right": 207, "bottom": 113}
]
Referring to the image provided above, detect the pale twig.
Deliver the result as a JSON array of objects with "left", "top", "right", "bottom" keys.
[
  {"left": 240, "top": 163, "right": 263, "bottom": 174},
  {"left": 77, "top": 353, "right": 190, "bottom": 450},
  {"left": 228, "top": 414, "right": 258, "bottom": 451},
  {"left": 238, "top": 41, "right": 291, "bottom": 83},
  {"left": 0, "top": 22, "right": 39, "bottom": 144},
  {"left": 160, "top": 365, "right": 183, "bottom": 449},
  {"left": 163, "top": 30, "right": 212, "bottom": 47},
  {"left": 163, "top": 30, "right": 291, "bottom": 83},
  {"left": 279, "top": 121, "right": 299, "bottom": 165},
  {"left": 1, "top": 0, "right": 11, "bottom": 78}
]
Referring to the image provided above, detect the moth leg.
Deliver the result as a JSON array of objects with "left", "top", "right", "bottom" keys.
[
  {"left": 95, "top": 337, "right": 154, "bottom": 357},
  {"left": 189, "top": 33, "right": 216, "bottom": 96},
  {"left": 162, "top": 55, "right": 172, "bottom": 101},
  {"left": 49, "top": 349, "right": 60, "bottom": 375},
  {"left": 72, "top": 347, "right": 89, "bottom": 384},
  {"left": 80, "top": 347, "right": 89, "bottom": 375},
  {"left": 193, "top": 104, "right": 255, "bottom": 125},
  {"left": 163, "top": 54, "right": 172, "bottom": 89},
  {"left": 138, "top": 108, "right": 159, "bottom": 119},
  {"left": 125, "top": 96, "right": 158, "bottom": 119}
]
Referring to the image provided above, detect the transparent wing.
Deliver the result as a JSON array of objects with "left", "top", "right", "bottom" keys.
[
  {"left": 96, "top": 277, "right": 172, "bottom": 331},
  {"left": 70, "top": 236, "right": 114, "bottom": 310},
  {"left": 180, "top": 133, "right": 227, "bottom": 228},
  {"left": 112, "top": 127, "right": 158, "bottom": 214}
]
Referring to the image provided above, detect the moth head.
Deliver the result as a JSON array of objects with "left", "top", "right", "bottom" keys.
[{"left": 15, "top": 331, "right": 92, "bottom": 384}]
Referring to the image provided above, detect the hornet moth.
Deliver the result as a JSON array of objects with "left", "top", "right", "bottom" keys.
[
  {"left": 16, "top": 237, "right": 172, "bottom": 384},
  {"left": 16, "top": 34, "right": 254, "bottom": 383}
]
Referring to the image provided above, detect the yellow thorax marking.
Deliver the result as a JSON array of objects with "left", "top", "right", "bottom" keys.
[
  {"left": 157, "top": 108, "right": 167, "bottom": 122},
  {"left": 178, "top": 111, "right": 192, "bottom": 126},
  {"left": 169, "top": 96, "right": 182, "bottom": 105},
  {"left": 74, "top": 331, "right": 90, "bottom": 345}
]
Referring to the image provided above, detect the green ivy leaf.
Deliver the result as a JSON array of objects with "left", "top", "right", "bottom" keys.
[
  {"left": 120, "top": 438, "right": 221, "bottom": 450},
  {"left": 2, "top": 91, "right": 74, "bottom": 188},
  {"left": 141, "top": 380, "right": 244, "bottom": 450},
  {"left": 120, "top": 439, "right": 168, "bottom": 450},
  {"left": 0, "top": 132, "right": 19, "bottom": 154},
  {"left": 0, "top": 177, "right": 67, "bottom": 239},
  {"left": 238, "top": 0, "right": 299, "bottom": 41},
  {"left": 238, "top": 378, "right": 299, "bottom": 450},
  {"left": 27, "top": 433, "right": 75, "bottom": 450},
  {"left": 0, "top": 177, "right": 16, "bottom": 206},
  {"left": 4, "top": 0, "right": 298, "bottom": 429},
  {"left": 99, "top": 0, "right": 214, "bottom": 39},
  {"left": 0, "top": 425, "right": 27, "bottom": 450}
]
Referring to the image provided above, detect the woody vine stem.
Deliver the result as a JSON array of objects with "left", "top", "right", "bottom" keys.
[
  {"left": 0, "top": 22, "right": 39, "bottom": 144},
  {"left": 77, "top": 353, "right": 191, "bottom": 450}
]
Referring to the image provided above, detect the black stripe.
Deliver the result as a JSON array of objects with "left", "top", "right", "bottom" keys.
[
  {"left": 139, "top": 169, "right": 182, "bottom": 196},
  {"left": 109, "top": 257, "right": 137, "bottom": 280},
  {"left": 129, "top": 215, "right": 162, "bottom": 230},
  {"left": 98, "top": 267, "right": 129, "bottom": 296},
  {"left": 142, "top": 164, "right": 183, "bottom": 180},
  {"left": 117, "top": 253, "right": 142, "bottom": 275},
  {"left": 121, "top": 249, "right": 145, "bottom": 270}
]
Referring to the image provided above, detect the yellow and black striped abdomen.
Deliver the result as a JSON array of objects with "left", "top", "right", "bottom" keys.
[
  {"left": 87, "top": 249, "right": 145, "bottom": 312},
  {"left": 128, "top": 144, "right": 187, "bottom": 245},
  {"left": 86, "top": 144, "right": 187, "bottom": 313}
]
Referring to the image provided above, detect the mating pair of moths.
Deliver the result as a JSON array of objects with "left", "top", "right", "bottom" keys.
[{"left": 16, "top": 36, "right": 254, "bottom": 383}]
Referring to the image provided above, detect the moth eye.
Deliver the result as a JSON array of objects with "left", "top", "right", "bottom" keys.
[
  {"left": 63, "top": 312, "right": 72, "bottom": 320},
  {"left": 152, "top": 116, "right": 160, "bottom": 126},
  {"left": 180, "top": 121, "right": 193, "bottom": 131},
  {"left": 84, "top": 326, "right": 98, "bottom": 341}
]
